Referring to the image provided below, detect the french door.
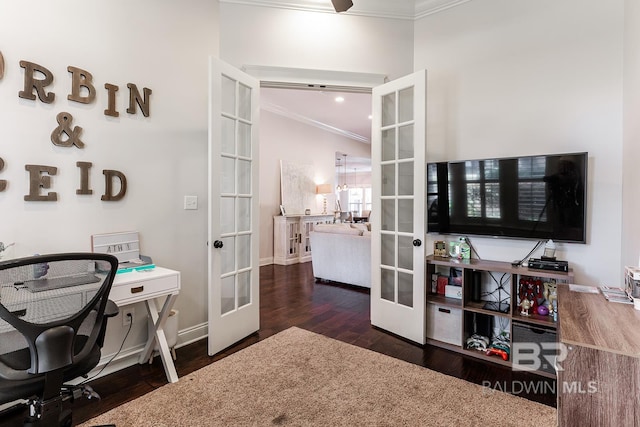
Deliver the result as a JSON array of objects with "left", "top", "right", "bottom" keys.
[
  {"left": 207, "top": 58, "right": 260, "bottom": 356},
  {"left": 370, "top": 70, "right": 427, "bottom": 344}
]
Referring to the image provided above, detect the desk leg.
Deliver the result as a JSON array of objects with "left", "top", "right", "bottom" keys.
[{"left": 139, "top": 293, "right": 179, "bottom": 383}]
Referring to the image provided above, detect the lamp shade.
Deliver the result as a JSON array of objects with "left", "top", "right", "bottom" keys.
[{"left": 316, "top": 184, "right": 333, "bottom": 195}]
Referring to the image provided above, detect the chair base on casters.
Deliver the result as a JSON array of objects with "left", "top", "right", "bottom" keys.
[{"left": 21, "top": 384, "right": 101, "bottom": 427}]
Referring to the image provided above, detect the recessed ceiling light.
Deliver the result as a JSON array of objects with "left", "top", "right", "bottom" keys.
[
  {"left": 368, "top": 115, "right": 372, "bottom": 120},
  {"left": 335, "top": 96, "right": 345, "bottom": 103}
]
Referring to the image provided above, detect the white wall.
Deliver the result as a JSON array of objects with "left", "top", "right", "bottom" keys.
[
  {"left": 219, "top": 3, "right": 414, "bottom": 263},
  {"left": 259, "top": 110, "right": 370, "bottom": 263},
  {"left": 414, "top": 0, "right": 624, "bottom": 285},
  {"left": 0, "top": 0, "right": 218, "bottom": 358},
  {"left": 219, "top": 3, "right": 414, "bottom": 80},
  {"left": 622, "top": 0, "right": 640, "bottom": 269}
]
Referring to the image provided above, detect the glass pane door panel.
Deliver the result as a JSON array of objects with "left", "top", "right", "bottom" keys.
[
  {"left": 238, "top": 83, "right": 252, "bottom": 121},
  {"left": 381, "top": 233, "right": 395, "bottom": 267},
  {"left": 221, "top": 157, "right": 235, "bottom": 194},
  {"left": 221, "top": 75, "right": 236, "bottom": 116},
  {"left": 382, "top": 93, "right": 396, "bottom": 127},
  {"left": 398, "top": 87, "right": 414, "bottom": 123},
  {"left": 208, "top": 58, "right": 260, "bottom": 356},
  {"left": 370, "top": 69, "right": 426, "bottom": 345},
  {"left": 238, "top": 122, "right": 251, "bottom": 157},
  {"left": 398, "top": 125, "right": 414, "bottom": 159},
  {"left": 398, "top": 236, "right": 414, "bottom": 270},
  {"left": 220, "top": 197, "right": 235, "bottom": 234},
  {"left": 237, "top": 159, "right": 251, "bottom": 195},
  {"left": 381, "top": 164, "right": 395, "bottom": 196},
  {"left": 221, "top": 117, "right": 235, "bottom": 155},
  {"left": 398, "top": 199, "right": 414, "bottom": 233},
  {"left": 238, "top": 271, "right": 251, "bottom": 308},
  {"left": 382, "top": 129, "right": 396, "bottom": 162},
  {"left": 237, "top": 197, "right": 251, "bottom": 232},
  {"left": 398, "top": 162, "right": 414, "bottom": 196},
  {"left": 221, "top": 275, "right": 235, "bottom": 315},
  {"left": 381, "top": 268, "right": 395, "bottom": 302},
  {"left": 398, "top": 272, "right": 414, "bottom": 307},
  {"left": 381, "top": 199, "right": 395, "bottom": 231},
  {"left": 237, "top": 235, "right": 251, "bottom": 270},
  {"left": 220, "top": 237, "right": 235, "bottom": 275}
]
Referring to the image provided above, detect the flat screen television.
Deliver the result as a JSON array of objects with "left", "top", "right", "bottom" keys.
[{"left": 427, "top": 152, "right": 587, "bottom": 243}]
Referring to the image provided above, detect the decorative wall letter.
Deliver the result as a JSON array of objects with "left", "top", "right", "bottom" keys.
[
  {"left": 8, "top": 56, "right": 153, "bottom": 203},
  {"left": 18, "top": 60, "right": 55, "bottom": 103},
  {"left": 51, "top": 112, "right": 84, "bottom": 148},
  {"left": 126, "top": 83, "right": 152, "bottom": 117},
  {"left": 24, "top": 165, "right": 58, "bottom": 201},
  {"left": 101, "top": 170, "right": 127, "bottom": 201},
  {"left": 104, "top": 83, "right": 119, "bottom": 117},
  {"left": 0, "top": 157, "right": 6, "bottom": 192},
  {"left": 67, "top": 66, "right": 96, "bottom": 104},
  {"left": 76, "top": 161, "right": 93, "bottom": 195}
]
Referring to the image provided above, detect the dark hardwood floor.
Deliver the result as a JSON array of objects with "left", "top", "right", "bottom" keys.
[{"left": 2, "top": 262, "right": 556, "bottom": 426}]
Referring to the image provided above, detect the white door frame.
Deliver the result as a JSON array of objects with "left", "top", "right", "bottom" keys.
[
  {"left": 370, "top": 70, "right": 427, "bottom": 344},
  {"left": 207, "top": 57, "right": 261, "bottom": 356}
]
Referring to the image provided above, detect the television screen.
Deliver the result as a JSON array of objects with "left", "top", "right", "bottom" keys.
[{"left": 427, "top": 152, "right": 587, "bottom": 243}]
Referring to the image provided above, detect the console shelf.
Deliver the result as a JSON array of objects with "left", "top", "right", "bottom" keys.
[
  {"left": 426, "top": 254, "right": 574, "bottom": 377},
  {"left": 463, "top": 302, "right": 511, "bottom": 318},
  {"left": 428, "top": 293, "right": 462, "bottom": 308}
]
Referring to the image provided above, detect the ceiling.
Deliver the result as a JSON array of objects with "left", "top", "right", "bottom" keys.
[
  {"left": 261, "top": 87, "right": 372, "bottom": 143},
  {"left": 220, "top": 0, "right": 472, "bottom": 20}
]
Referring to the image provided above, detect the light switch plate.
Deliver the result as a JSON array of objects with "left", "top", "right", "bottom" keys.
[{"left": 184, "top": 195, "right": 198, "bottom": 210}]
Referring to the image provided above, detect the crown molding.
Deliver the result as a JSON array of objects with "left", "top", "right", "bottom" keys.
[
  {"left": 262, "top": 101, "right": 370, "bottom": 143},
  {"left": 414, "top": 0, "right": 472, "bottom": 19},
  {"left": 219, "top": 0, "right": 471, "bottom": 20}
]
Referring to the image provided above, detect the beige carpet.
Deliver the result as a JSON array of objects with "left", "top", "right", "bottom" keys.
[{"left": 81, "top": 327, "right": 556, "bottom": 426}]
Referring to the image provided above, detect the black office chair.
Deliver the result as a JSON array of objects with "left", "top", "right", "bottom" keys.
[{"left": 0, "top": 253, "right": 119, "bottom": 427}]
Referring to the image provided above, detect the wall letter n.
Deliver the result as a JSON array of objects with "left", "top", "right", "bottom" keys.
[{"left": 126, "top": 83, "right": 152, "bottom": 117}]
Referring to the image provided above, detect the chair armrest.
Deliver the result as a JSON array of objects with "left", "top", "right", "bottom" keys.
[{"left": 104, "top": 300, "right": 119, "bottom": 318}]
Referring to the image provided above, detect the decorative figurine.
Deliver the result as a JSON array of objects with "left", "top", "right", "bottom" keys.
[
  {"left": 518, "top": 277, "right": 543, "bottom": 315},
  {"left": 543, "top": 281, "right": 558, "bottom": 316}
]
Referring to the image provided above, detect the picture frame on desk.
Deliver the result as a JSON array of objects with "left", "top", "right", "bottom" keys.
[{"left": 279, "top": 205, "right": 286, "bottom": 216}]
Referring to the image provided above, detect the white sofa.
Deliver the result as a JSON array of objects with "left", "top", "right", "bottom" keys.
[{"left": 309, "top": 224, "right": 371, "bottom": 288}]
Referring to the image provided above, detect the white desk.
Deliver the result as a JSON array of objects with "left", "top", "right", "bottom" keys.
[{"left": 111, "top": 267, "right": 181, "bottom": 383}]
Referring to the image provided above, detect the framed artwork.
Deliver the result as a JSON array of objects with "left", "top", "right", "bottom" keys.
[
  {"left": 280, "top": 160, "right": 315, "bottom": 214},
  {"left": 279, "top": 205, "right": 286, "bottom": 216}
]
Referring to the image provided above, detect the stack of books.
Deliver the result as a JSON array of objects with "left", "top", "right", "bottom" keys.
[{"left": 600, "top": 285, "right": 633, "bottom": 304}]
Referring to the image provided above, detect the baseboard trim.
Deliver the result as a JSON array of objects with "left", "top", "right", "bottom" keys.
[
  {"left": 80, "top": 323, "right": 208, "bottom": 382},
  {"left": 260, "top": 257, "right": 274, "bottom": 266}
]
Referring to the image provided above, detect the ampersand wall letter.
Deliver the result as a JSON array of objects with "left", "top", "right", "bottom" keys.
[{"left": 51, "top": 112, "right": 85, "bottom": 148}]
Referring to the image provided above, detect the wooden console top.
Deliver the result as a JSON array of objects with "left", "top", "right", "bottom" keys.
[{"left": 558, "top": 283, "right": 640, "bottom": 357}]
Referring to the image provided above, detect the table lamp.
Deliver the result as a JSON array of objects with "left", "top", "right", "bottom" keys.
[{"left": 316, "top": 184, "right": 333, "bottom": 214}]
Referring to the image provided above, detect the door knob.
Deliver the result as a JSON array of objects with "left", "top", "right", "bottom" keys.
[
  {"left": 213, "top": 240, "right": 224, "bottom": 249},
  {"left": 413, "top": 239, "right": 422, "bottom": 247}
]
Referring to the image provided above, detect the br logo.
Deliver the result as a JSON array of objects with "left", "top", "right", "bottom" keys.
[{"left": 512, "top": 342, "right": 569, "bottom": 372}]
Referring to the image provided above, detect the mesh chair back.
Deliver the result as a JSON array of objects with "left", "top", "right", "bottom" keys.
[{"left": 0, "top": 253, "right": 117, "bottom": 383}]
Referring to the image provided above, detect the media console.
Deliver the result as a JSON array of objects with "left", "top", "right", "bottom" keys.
[{"left": 426, "top": 255, "right": 574, "bottom": 377}]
